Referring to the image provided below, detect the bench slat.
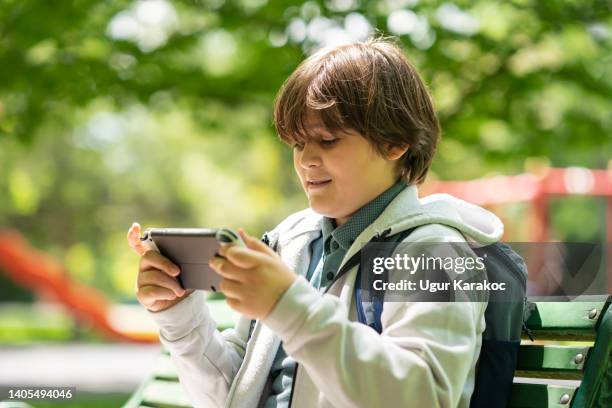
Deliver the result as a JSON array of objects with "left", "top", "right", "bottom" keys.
[
  {"left": 516, "top": 344, "right": 590, "bottom": 372},
  {"left": 525, "top": 302, "right": 605, "bottom": 331},
  {"left": 508, "top": 383, "right": 577, "bottom": 408}
]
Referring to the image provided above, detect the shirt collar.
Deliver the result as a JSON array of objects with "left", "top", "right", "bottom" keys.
[{"left": 322, "top": 180, "right": 408, "bottom": 251}]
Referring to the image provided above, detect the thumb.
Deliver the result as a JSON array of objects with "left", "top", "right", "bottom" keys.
[
  {"left": 238, "top": 228, "right": 276, "bottom": 256},
  {"left": 127, "top": 222, "right": 148, "bottom": 256}
]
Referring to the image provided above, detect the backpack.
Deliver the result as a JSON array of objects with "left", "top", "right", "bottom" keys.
[{"left": 350, "top": 226, "right": 528, "bottom": 408}]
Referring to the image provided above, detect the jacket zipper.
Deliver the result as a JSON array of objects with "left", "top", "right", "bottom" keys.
[
  {"left": 288, "top": 363, "right": 298, "bottom": 407},
  {"left": 228, "top": 233, "right": 277, "bottom": 406}
]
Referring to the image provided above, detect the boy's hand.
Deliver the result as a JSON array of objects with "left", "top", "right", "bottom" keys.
[
  {"left": 127, "top": 222, "right": 194, "bottom": 312},
  {"left": 137, "top": 251, "right": 195, "bottom": 312},
  {"left": 209, "top": 229, "right": 296, "bottom": 320}
]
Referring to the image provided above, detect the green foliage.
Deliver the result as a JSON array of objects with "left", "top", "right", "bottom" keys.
[{"left": 0, "top": 0, "right": 610, "bottom": 299}]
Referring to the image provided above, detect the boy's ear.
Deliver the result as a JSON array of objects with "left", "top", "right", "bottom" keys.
[{"left": 386, "top": 144, "right": 410, "bottom": 161}]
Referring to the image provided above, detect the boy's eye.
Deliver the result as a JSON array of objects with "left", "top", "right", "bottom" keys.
[
  {"left": 321, "top": 138, "right": 338, "bottom": 147},
  {"left": 291, "top": 138, "right": 337, "bottom": 150}
]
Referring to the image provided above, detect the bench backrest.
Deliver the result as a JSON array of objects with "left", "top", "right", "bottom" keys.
[{"left": 509, "top": 299, "right": 611, "bottom": 408}]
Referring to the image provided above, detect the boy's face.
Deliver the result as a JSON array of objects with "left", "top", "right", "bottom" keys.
[{"left": 293, "top": 115, "right": 406, "bottom": 226}]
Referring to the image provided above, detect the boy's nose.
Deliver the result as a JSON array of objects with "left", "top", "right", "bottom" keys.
[{"left": 297, "top": 144, "right": 322, "bottom": 168}]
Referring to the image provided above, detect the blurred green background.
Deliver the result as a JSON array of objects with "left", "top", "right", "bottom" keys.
[
  {"left": 0, "top": 0, "right": 611, "bottom": 310},
  {"left": 0, "top": 1, "right": 610, "bottom": 406}
]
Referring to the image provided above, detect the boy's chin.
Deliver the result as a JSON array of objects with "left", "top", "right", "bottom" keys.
[
  {"left": 307, "top": 201, "right": 347, "bottom": 220},
  {"left": 308, "top": 201, "right": 334, "bottom": 218}
]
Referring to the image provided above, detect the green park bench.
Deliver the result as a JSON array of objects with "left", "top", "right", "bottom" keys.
[{"left": 123, "top": 297, "right": 611, "bottom": 408}]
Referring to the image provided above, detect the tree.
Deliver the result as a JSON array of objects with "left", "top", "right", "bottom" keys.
[{"left": 1, "top": 0, "right": 610, "bottom": 299}]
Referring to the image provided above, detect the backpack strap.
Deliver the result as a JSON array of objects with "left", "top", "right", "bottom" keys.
[{"left": 354, "top": 227, "right": 419, "bottom": 333}]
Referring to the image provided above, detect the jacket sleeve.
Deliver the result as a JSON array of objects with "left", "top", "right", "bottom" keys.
[
  {"left": 262, "top": 233, "right": 487, "bottom": 408},
  {"left": 147, "top": 290, "right": 250, "bottom": 407}
]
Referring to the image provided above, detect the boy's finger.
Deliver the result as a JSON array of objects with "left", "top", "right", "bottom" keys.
[
  {"left": 225, "top": 296, "right": 242, "bottom": 313},
  {"left": 127, "top": 222, "right": 141, "bottom": 243},
  {"left": 223, "top": 246, "right": 270, "bottom": 269},
  {"left": 127, "top": 222, "right": 149, "bottom": 256},
  {"left": 219, "top": 278, "right": 243, "bottom": 300},
  {"left": 138, "top": 269, "right": 185, "bottom": 297},
  {"left": 209, "top": 257, "right": 249, "bottom": 282},
  {"left": 137, "top": 285, "right": 177, "bottom": 306},
  {"left": 217, "top": 243, "right": 229, "bottom": 257},
  {"left": 238, "top": 228, "right": 276, "bottom": 256},
  {"left": 140, "top": 251, "right": 181, "bottom": 276}
]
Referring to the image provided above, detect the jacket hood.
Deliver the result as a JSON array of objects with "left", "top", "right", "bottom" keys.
[
  {"left": 266, "top": 184, "right": 504, "bottom": 249},
  {"left": 377, "top": 186, "right": 504, "bottom": 244}
]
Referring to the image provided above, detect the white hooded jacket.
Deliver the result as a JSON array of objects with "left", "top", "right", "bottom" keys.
[{"left": 147, "top": 185, "right": 504, "bottom": 408}]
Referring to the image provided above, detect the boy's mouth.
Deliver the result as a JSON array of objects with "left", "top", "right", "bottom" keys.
[{"left": 307, "top": 179, "right": 332, "bottom": 189}]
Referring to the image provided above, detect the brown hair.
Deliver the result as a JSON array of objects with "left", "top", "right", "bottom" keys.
[{"left": 273, "top": 38, "right": 440, "bottom": 185}]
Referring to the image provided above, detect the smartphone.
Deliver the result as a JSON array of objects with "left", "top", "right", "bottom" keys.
[{"left": 140, "top": 228, "right": 231, "bottom": 291}]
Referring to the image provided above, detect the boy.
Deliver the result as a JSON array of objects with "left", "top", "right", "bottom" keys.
[{"left": 130, "top": 39, "right": 503, "bottom": 407}]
